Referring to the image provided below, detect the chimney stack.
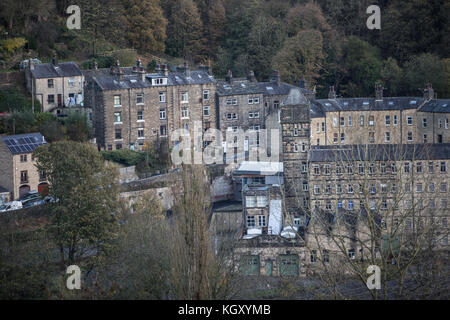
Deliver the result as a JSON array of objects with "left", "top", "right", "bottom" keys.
[
  {"left": 163, "top": 64, "right": 169, "bottom": 77},
  {"left": 29, "top": 58, "right": 35, "bottom": 71},
  {"left": 328, "top": 86, "right": 336, "bottom": 99},
  {"left": 225, "top": 70, "right": 233, "bottom": 84},
  {"left": 247, "top": 70, "right": 257, "bottom": 82},
  {"left": 375, "top": 83, "right": 384, "bottom": 100},
  {"left": 270, "top": 70, "right": 280, "bottom": 85},
  {"left": 298, "top": 76, "right": 307, "bottom": 89},
  {"left": 184, "top": 61, "right": 190, "bottom": 77},
  {"left": 93, "top": 59, "right": 98, "bottom": 70},
  {"left": 424, "top": 83, "right": 435, "bottom": 100},
  {"left": 207, "top": 59, "right": 212, "bottom": 75},
  {"left": 52, "top": 52, "right": 57, "bottom": 66}
]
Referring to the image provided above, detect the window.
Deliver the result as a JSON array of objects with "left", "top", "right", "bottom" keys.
[
  {"left": 336, "top": 184, "right": 342, "bottom": 194},
  {"left": 68, "top": 78, "right": 75, "bottom": 87},
  {"left": 407, "top": 116, "right": 413, "bottom": 125},
  {"left": 160, "top": 125, "right": 167, "bottom": 136},
  {"left": 47, "top": 79, "right": 54, "bottom": 88},
  {"left": 254, "top": 111, "right": 260, "bottom": 118},
  {"left": 407, "top": 132, "right": 413, "bottom": 141},
  {"left": 314, "top": 185, "right": 320, "bottom": 195},
  {"left": 446, "top": 118, "right": 449, "bottom": 129},
  {"left": 392, "top": 183, "right": 397, "bottom": 193},
  {"left": 316, "top": 122, "right": 320, "bottom": 133},
  {"left": 203, "top": 106, "right": 210, "bottom": 117},
  {"left": 160, "top": 108, "right": 166, "bottom": 120},
  {"left": 423, "top": 134, "right": 428, "bottom": 143},
  {"left": 340, "top": 117, "right": 345, "bottom": 126},
  {"left": 429, "top": 162, "right": 434, "bottom": 173},
  {"left": 348, "top": 184, "right": 354, "bottom": 194},
  {"left": 20, "top": 154, "right": 27, "bottom": 162},
  {"left": 369, "top": 132, "right": 374, "bottom": 143},
  {"left": 336, "top": 165, "right": 343, "bottom": 175},
  {"left": 246, "top": 196, "right": 256, "bottom": 208},
  {"left": 385, "top": 132, "right": 390, "bottom": 142},
  {"left": 233, "top": 98, "right": 238, "bottom": 105},
  {"left": 347, "top": 164, "right": 353, "bottom": 174},
  {"left": 416, "top": 183, "right": 423, "bottom": 193},
  {"left": 404, "top": 162, "right": 410, "bottom": 173},
  {"left": 422, "top": 118, "right": 427, "bottom": 128},
  {"left": 370, "top": 184, "right": 376, "bottom": 194},
  {"left": 181, "top": 92, "right": 188, "bottom": 103},
  {"left": 322, "top": 122, "right": 326, "bottom": 132},
  {"left": 416, "top": 162, "right": 422, "bottom": 173},
  {"left": 360, "top": 115, "right": 364, "bottom": 126},
  {"left": 441, "top": 199, "right": 448, "bottom": 209},
  {"left": 369, "top": 115, "right": 374, "bottom": 126},
  {"left": 138, "top": 128, "right": 144, "bottom": 139},
  {"left": 181, "top": 107, "right": 189, "bottom": 119},
  {"left": 326, "top": 201, "right": 332, "bottom": 210},
  {"left": 441, "top": 162, "right": 447, "bottom": 172},
  {"left": 385, "top": 115, "right": 391, "bottom": 125},
  {"left": 257, "top": 215, "right": 266, "bottom": 227},
  {"left": 248, "top": 98, "right": 253, "bottom": 104},
  {"left": 115, "top": 128, "right": 122, "bottom": 140},
  {"left": 203, "top": 90, "right": 210, "bottom": 100},
  {"left": 301, "top": 162, "right": 307, "bottom": 173},
  {"left": 337, "top": 200, "right": 343, "bottom": 208},
  {"left": 302, "top": 181, "right": 308, "bottom": 192},
  {"left": 254, "top": 97, "right": 260, "bottom": 104},
  {"left": 393, "top": 115, "right": 398, "bottom": 125},
  {"left": 247, "top": 216, "right": 255, "bottom": 227},
  {"left": 325, "top": 184, "right": 331, "bottom": 194},
  {"left": 232, "top": 113, "right": 238, "bottom": 119},
  {"left": 114, "top": 95, "right": 121, "bottom": 107},
  {"left": 340, "top": 133, "right": 345, "bottom": 143},
  {"left": 136, "top": 93, "right": 144, "bottom": 104},
  {"left": 381, "top": 183, "right": 388, "bottom": 193},
  {"left": 358, "top": 163, "right": 364, "bottom": 174},
  {"left": 325, "top": 164, "right": 331, "bottom": 175},
  {"left": 348, "top": 249, "right": 355, "bottom": 259},
  {"left": 313, "top": 165, "right": 320, "bottom": 175},
  {"left": 380, "top": 163, "right": 386, "bottom": 174},
  {"left": 348, "top": 116, "right": 352, "bottom": 126},
  {"left": 333, "top": 117, "right": 338, "bottom": 127},
  {"left": 159, "top": 92, "right": 166, "bottom": 102},
  {"left": 405, "top": 183, "right": 411, "bottom": 192},
  {"left": 137, "top": 110, "right": 144, "bottom": 121},
  {"left": 369, "top": 163, "right": 375, "bottom": 174},
  {"left": 293, "top": 143, "right": 299, "bottom": 153},
  {"left": 441, "top": 182, "right": 447, "bottom": 192},
  {"left": 348, "top": 200, "right": 354, "bottom": 210},
  {"left": 48, "top": 95, "right": 55, "bottom": 104},
  {"left": 114, "top": 112, "right": 122, "bottom": 123},
  {"left": 20, "top": 170, "right": 28, "bottom": 183},
  {"left": 333, "top": 133, "right": 338, "bottom": 143},
  {"left": 257, "top": 196, "right": 267, "bottom": 207},
  {"left": 429, "top": 183, "right": 435, "bottom": 193},
  {"left": 323, "top": 250, "right": 330, "bottom": 263},
  {"left": 310, "top": 250, "right": 317, "bottom": 263},
  {"left": 116, "top": 143, "right": 122, "bottom": 150},
  {"left": 301, "top": 142, "right": 306, "bottom": 152},
  {"left": 438, "top": 119, "right": 443, "bottom": 128}
]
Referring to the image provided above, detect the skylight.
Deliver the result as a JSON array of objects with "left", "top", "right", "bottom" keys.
[
  {"left": 266, "top": 86, "right": 273, "bottom": 90},
  {"left": 363, "top": 101, "right": 369, "bottom": 105},
  {"left": 410, "top": 100, "right": 417, "bottom": 104},
  {"left": 388, "top": 101, "right": 394, "bottom": 105}
]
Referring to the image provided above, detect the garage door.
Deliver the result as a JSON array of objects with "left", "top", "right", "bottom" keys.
[
  {"left": 278, "top": 254, "right": 299, "bottom": 277},
  {"left": 240, "top": 255, "right": 260, "bottom": 276}
]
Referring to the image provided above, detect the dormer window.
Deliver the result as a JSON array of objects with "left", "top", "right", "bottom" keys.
[{"left": 152, "top": 78, "right": 167, "bottom": 85}]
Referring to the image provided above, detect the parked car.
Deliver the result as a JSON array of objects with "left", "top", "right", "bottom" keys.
[
  {"left": 0, "top": 201, "right": 23, "bottom": 212},
  {"left": 23, "top": 199, "right": 45, "bottom": 208},
  {"left": 20, "top": 191, "right": 42, "bottom": 204}
]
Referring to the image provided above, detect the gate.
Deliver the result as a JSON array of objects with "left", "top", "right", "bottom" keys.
[{"left": 278, "top": 254, "right": 299, "bottom": 277}]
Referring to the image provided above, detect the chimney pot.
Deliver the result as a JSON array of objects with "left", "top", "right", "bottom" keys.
[
  {"left": 424, "top": 83, "right": 434, "bottom": 100},
  {"left": 226, "top": 70, "right": 233, "bottom": 84},
  {"left": 328, "top": 86, "right": 337, "bottom": 99}
]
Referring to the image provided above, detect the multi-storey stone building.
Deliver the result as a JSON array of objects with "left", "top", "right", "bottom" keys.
[
  {"left": 84, "top": 61, "right": 216, "bottom": 151},
  {"left": 310, "top": 84, "right": 450, "bottom": 146},
  {"left": 216, "top": 70, "right": 314, "bottom": 159},
  {"left": 0, "top": 133, "right": 48, "bottom": 200},
  {"left": 25, "top": 55, "right": 84, "bottom": 113}
]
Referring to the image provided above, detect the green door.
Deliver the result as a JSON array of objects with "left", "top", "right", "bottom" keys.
[
  {"left": 240, "top": 255, "right": 260, "bottom": 276},
  {"left": 278, "top": 254, "right": 299, "bottom": 277},
  {"left": 266, "top": 260, "right": 273, "bottom": 276}
]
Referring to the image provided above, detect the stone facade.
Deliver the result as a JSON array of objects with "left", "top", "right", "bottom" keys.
[
  {"left": 0, "top": 133, "right": 48, "bottom": 200},
  {"left": 26, "top": 57, "right": 84, "bottom": 113},
  {"left": 84, "top": 61, "right": 216, "bottom": 151}
]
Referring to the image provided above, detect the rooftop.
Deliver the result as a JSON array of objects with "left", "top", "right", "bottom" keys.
[
  {"left": 217, "top": 79, "right": 313, "bottom": 97},
  {"left": 309, "top": 143, "right": 450, "bottom": 162},
  {"left": 31, "top": 62, "right": 83, "bottom": 79},
  {"left": 233, "top": 161, "right": 283, "bottom": 176},
  {"left": 1, "top": 132, "right": 46, "bottom": 155}
]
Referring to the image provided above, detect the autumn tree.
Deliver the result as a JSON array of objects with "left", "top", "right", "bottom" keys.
[
  {"left": 123, "top": 0, "right": 167, "bottom": 53},
  {"left": 272, "top": 29, "right": 324, "bottom": 88},
  {"left": 34, "top": 141, "right": 121, "bottom": 266},
  {"left": 165, "top": 0, "right": 204, "bottom": 61}
]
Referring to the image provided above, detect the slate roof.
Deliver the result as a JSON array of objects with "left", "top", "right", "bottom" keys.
[
  {"left": 309, "top": 144, "right": 450, "bottom": 162},
  {"left": 212, "top": 200, "right": 243, "bottom": 212},
  {"left": 86, "top": 68, "right": 215, "bottom": 91},
  {"left": 309, "top": 97, "right": 450, "bottom": 118},
  {"left": 217, "top": 79, "right": 313, "bottom": 97},
  {"left": 31, "top": 62, "right": 83, "bottom": 79},
  {"left": 1, "top": 133, "right": 46, "bottom": 155}
]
